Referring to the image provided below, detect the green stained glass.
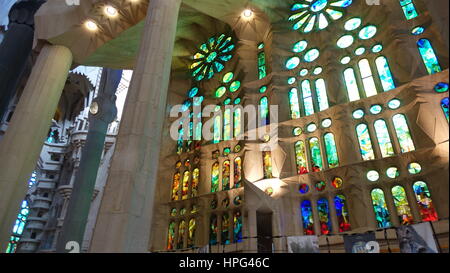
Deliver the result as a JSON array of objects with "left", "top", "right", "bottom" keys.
[
  {"left": 372, "top": 44, "right": 383, "bottom": 53},
  {"left": 222, "top": 160, "right": 231, "bottom": 190},
  {"left": 337, "top": 35, "right": 354, "bottom": 48},
  {"left": 392, "top": 186, "right": 414, "bottom": 225},
  {"left": 213, "top": 114, "right": 221, "bottom": 144},
  {"left": 293, "top": 40, "right": 308, "bottom": 53},
  {"left": 412, "top": 181, "right": 438, "bottom": 222},
  {"left": 234, "top": 97, "right": 241, "bottom": 104},
  {"left": 230, "top": 81, "right": 241, "bottom": 92},
  {"left": 375, "top": 56, "right": 396, "bottom": 91},
  {"left": 388, "top": 99, "right": 401, "bottom": 109},
  {"left": 210, "top": 214, "right": 218, "bottom": 245},
  {"left": 215, "top": 86, "right": 226, "bottom": 98},
  {"left": 289, "top": 88, "right": 301, "bottom": 119},
  {"left": 224, "top": 108, "right": 232, "bottom": 141},
  {"left": 304, "top": 48, "right": 320, "bottom": 62},
  {"left": 411, "top": 26, "right": 425, "bottom": 35},
  {"left": 355, "top": 47, "right": 365, "bottom": 56},
  {"left": 317, "top": 198, "right": 332, "bottom": 234},
  {"left": 259, "top": 86, "right": 267, "bottom": 93},
  {"left": 288, "top": 77, "right": 296, "bottom": 85},
  {"left": 258, "top": 51, "right": 267, "bottom": 79},
  {"left": 295, "top": 141, "right": 308, "bottom": 174},
  {"left": 187, "top": 218, "right": 197, "bottom": 247},
  {"left": 417, "top": 39, "right": 442, "bottom": 74},
  {"left": 356, "top": 123, "right": 375, "bottom": 161},
  {"left": 359, "top": 59, "right": 377, "bottom": 97},
  {"left": 299, "top": 69, "right": 308, "bottom": 77},
  {"left": 434, "top": 82, "right": 449, "bottom": 93},
  {"left": 234, "top": 108, "right": 242, "bottom": 138},
  {"left": 260, "top": 97, "right": 269, "bottom": 126},
  {"left": 393, "top": 114, "right": 415, "bottom": 153},
  {"left": 371, "top": 188, "right": 391, "bottom": 228},
  {"left": 309, "top": 137, "right": 323, "bottom": 172},
  {"left": 315, "top": 79, "right": 329, "bottom": 111},
  {"left": 386, "top": 167, "right": 400, "bottom": 179},
  {"left": 400, "top": 0, "right": 418, "bottom": 20},
  {"left": 408, "top": 162, "right": 421, "bottom": 174},
  {"left": 293, "top": 127, "right": 302, "bottom": 136},
  {"left": 344, "top": 68, "right": 361, "bottom": 101},
  {"left": 211, "top": 162, "right": 220, "bottom": 192},
  {"left": 286, "top": 56, "right": 300, "bottom": 70},
  {"left": 324, "top": 133, "right": 339, "bottom": 168},
  {"left": 223, "top": 72, "right": 234, "bottom": 83},
  {"left": 234, "top": 157, "right": 242, "bottom": 188},
  {"left": 344, "top": 17, "right": 362, "bottom": 31},
  {"left": 188, "top": 87, "right": 199, "bottom": 98},
  {"left": 258, "top": 43, "right": 265, "bottom": 50},
  {"left": 359, "top": 25, "right": 377, "bottom": 40},
  {"left": 263, "top": 151, "right": 273, "bottom": 179},
  {"left": 374, "top": 119, "right": 395, "bottom": 158},
  {"left": 167, "top": 222, "right": 176, "bottom": 250},
  {"left": 177, "top": 220, "right": 186, "bottom": 249},
  {"left": 301, "top": 80, "right": 315, "bottom": 116}
]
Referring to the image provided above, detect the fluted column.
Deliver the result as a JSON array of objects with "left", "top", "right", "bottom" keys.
[
  {"left": 89, "top": 0, "right": 182, "bottom": 253},
  {"left": 0, "top": 44, "right": 72, "bottom": 251}
]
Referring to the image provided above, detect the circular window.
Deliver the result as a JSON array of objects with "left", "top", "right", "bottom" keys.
[
  {"left": 306, "top": 123, "right": 317, "bottom": 133},
  {"left": 299, "top": 69, "right": 309, "bottom": 77},
  {"left": 434, "top": 82, "right": 449, "bottom": 93},
  {"left": 304, "top": 48, "right": 320, "bottom": 62},
  {"left": 170, "top": 208, "right": 177, "bottom": 217},
  {"left": 265, "top": 187, "right": 274, "bottom": 196},
  {"left": 299, "top": 184, "right": 310, "bottom": 194},
  {"left": 233, "top": 196, "right": 242, "bottom": 206},
  {"left": 386, "top": 167, "right": 400, "bottom": 179},
  {"left": 321, "top": 118, "right": 332, "bottom": 128},
  {"left": 315, "top": 181, "right": 326, "bottom": 192},
  {"left": 367, "top": 170, "right": 380, "bottom": 182},
  {"left": 370, "top": 104, "right": 383, "bottom": 115},
  {"left": 355, "top": 47, "right": 366, "bottom": 56},
  {"left": 286, "top": 56, "right": 301, "bottom": 70},
  {"left": 371, "top": 44, "right": 383, "bottom": 53},
  {"left": 331, "top": 177, "right": 343, "bottom": 189},
  {"left": 408, "top": 162, "right": 422, "bottom": 174},
  {"left": 411, "top": 26, "right": 425, "bottom": 35},
  {"left": 337, "top": 35, "right": 354, "bottom": 48},
  {"left": 293, "top": 127, "right": 303, "bottom": 136},
  {"left": 359, "top": 25, "right": 377, "bottom": 40},
  {"left": 340, "top": 56, "right": 351, "bottom": 64},
  {"left": 352, "top": 109, "right": 365, "bottom": 119},
  {"left": 388, "top": 99, "right": 401, "bottom": 110},
  {"left": 313, "top": 67, "right": 323, "bottom": 75},
  {"left": 288, "top": 77, "right": 296, "bottom": 85},
  {"left": 344, "top": 17, "right": 362, "bottom": 31},
  {"left": 293, "top": 40, "right": 308, "bottom": 53}
]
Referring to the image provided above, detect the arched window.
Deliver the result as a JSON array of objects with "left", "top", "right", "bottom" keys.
[
  {"left": 323, "top": 133, "right": 339, "bottom": 168},
  {"left": 177, "top": 220, "right": 186, "bottom": 249},
  {"left": 317, "top": 198, "right": 332, "bottom": 235},
  {"left": 412, "top": 181, "right": 438, "bottom": 221},
  {"left": 167, "top": 221, "right": 176, "bottom": 250},
  {"left": 234, "top": 108, "right": 242, "bottom": 138},
  {"left": 371, "top": 188, "right": 392, "bottom": 228},
  {"left": 258, "top": 43, "right": 267, "bottom": 79},
  {"left": 221, "top": 213, "right": 230, "bottom": 245},
  {"left": 374, "top": 119, "right": 395, "bottom": 158},
  {"left": 171, "top": 172, "right": 181, "bottom": 201},
  {"left": 375, "top": 56, "right": 396, "bottom": 91},
  {"left": 344, "top": 68, "right": 361, "bottom": 102},
  {"left": 301, "top": 80, "right": 315, "bottom": 116},
  {"left": 177, "top": 126, "right": 184, "bottom": 155},
  {"left": 295, "top": 140, "right": 308, "bottom": 174},
  {"left": 191, "top": 168, "right": 200, "bottom": 197},
  {"left": 392, "top": 114, "right": 415, "bottom": 153},
  {"left": 6, "top": 200, "right": 29, "bottom": 253},
  {"left": 356, "top": 123, "right": 376, "bottom": 161},
  {"left": 315, "top": 79, "right": 329, "bottom": 111},
  {"left": 263, "top": 151, "right": 273, "bottom": 179},
  {"left": 188, "top": 218, "right": 196, "bottom": 248},
  {"left": 301, "top": 200, "right": 314, "bottom": 235},
  {"left": 417, "top": 39, "right": 442, "bottom": 75},
  {"left": 181, "top": 171, "right": 190, "bottom": 200},
  {"left": 399, "top": 0, "right": 418, "bottom": 20},
  {"left": 224, "top": 108, "right": 232, "bottom": 141},
  {"left": 334, "top": 195, "right": 351, "bottom": 232},
  {"left": 233, "top": 210, "right": 243, "bottom": 243},
  {"left": 233, "top": 157, "right": 242, "bottom": 188},
  {"left": 209, "top": 214, "right": 218, "bottom": 245},
  {"left": 260, "top": 96, "right": 269, "bottom": 126},
  {"left": 222, "top": 160, "right": 231, "bottom": 191},
  {"left": 358, "top": 59, "right": 377, "bottom": 98},
  {"left": 309, "top": 137, "right": 323, "bottom": 172},
  {"left": 391, "top": 185, "right": 414, "bottom": 225},
  {"left": 211, "top": 162, "right": 220, "bottom": 192},
  {"left": 213, "top": 114, "right": 222, "bottom": 144},
  {"left": 441, "top": 97, "right": 449, "bottom": 122},
  {"left": 289, "top": 88, "right": 301, "bottom": 119}
]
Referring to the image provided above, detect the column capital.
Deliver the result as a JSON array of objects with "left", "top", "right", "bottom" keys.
[{"left": 8, "top": 0, "right": 46, "bottom": 29}]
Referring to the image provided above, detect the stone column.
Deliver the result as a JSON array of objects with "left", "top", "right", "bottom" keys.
[
  {"left": 89, "top": 0, "right": 182, "bottom": 253},
  {"left": 0, "top": 44, "right": 72, "bottom": 251}
]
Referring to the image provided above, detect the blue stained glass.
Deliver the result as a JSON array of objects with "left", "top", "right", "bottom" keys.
[
  {"left": 371, "top": 188, "right": 392, "bottom": 228},
  {"left": 188, "top": 87, "right": 199, "bottom": 98},
  {"left": 311, "top": 0, "right": 328, "bottom": 12},
  {"left": 260, "top": 97, "right": 269, "bottom": 126},
  {"left": 411, "top": 26, "right": 425, "bottom": 35},
  {"left": 331, "top": 0, "right": 352, "bottom": 8},
  {"left": 334, "top": 195, "right": 351, "bottom": 232},
  {"left": 400, "top": 0, "right": 418, "bottom": 20},
  {"left": 434, "top": 82, "right": 449, "bottom": 93},
  {"left": 344, "top": 17, "right": 361, "bottom": 31},
  {"left": 293, "top": 40, "right": 308, "bottom": 53},
  {"left": 442, "top": 97, "right": 449, "bottom": 122},
  {"left": 375, "top": 56, "right": 396, "bottom": 91},
  {"left": 301, "top": 200, "right": 315, "bottom": 235},
  {"left": 358, "top": 25, "right": 377, "bottom": 40},
  {"left": 417, "top": 39, "right": 442, "bottom": 74},
  {"left": 304, "top": 49, "right": 320, "bottom": 62},
  {"left": 286, "top": 57, "right": 300, "bottom": 70},
  {"left": 372, "top": 44, "right": 383, "bottom": 53},
  {"left": 317, "top": 198, "right": 332, "bottom": 235}
]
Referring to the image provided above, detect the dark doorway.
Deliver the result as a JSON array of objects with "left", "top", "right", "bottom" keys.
[{"left": 257, "top": 211, "right": 273, "bottom": 253}]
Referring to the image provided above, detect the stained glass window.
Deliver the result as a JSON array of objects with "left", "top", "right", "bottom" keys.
[
  {"left": 344, "top": 68, "right": 361, "bottom": 102},
  {"left": 258, "top": 44, "right": 267, "bottom": 79},
  {"left": 177, "top": 220, "right": 186, "bottom": 249},
  {"left": 223, "top": 108, "right": 232, "bottom": 141},
  {"left": 213, "top": 113, "right": 222, "bottom": 144},
  {"left": 315, "top": 79, "right": 329, "bottom": 111},
  {"left": 358, "top": 59, "right": 378, "bottom": 97},
  {"left": 324, "top": 133, "right": 339, "bottom": 168},
  {"left": 210, "top": 214, "right": 218, "bottom": 245},
  {"left": 371, "top": 188, "right": 392, "bottom": 228},
  {"left": 295, "top": 141, "right": 308, "bottom": 174},
  {"left": 211, "top": 162, "right": 220, "bottom": 192},
  {"left": 234, "top": 108, "right": 242, "bottom": 138},
  {"left": 441, "top": 97, "right": 449, "bottom": 122},
  {"left": 182, "top": 171, "right": 190, "bottom": 200},
  {"left": 299, "top": 184, "right": 309, "bottom": 194},
  {"left": 289, "top": 88, "right": 301, "bottom": 119},
  {"left": 399, "top": 0, "right": 418, "bottom": 20},
  {"left": 417, "top": 39, "right": 442, "bottom": 74},
  {"left": 167, "top": 221, "right": 176, "bottom": 250},
  {"left": 309, "top": 137, "right": 323, "bottom": 172},
  {"left": 331, "top": 177, "right": 343, "bottom": 189},
  {"left": 188, "top": 218, "right": 196, "bottom": 248},
  {"left": 375, "top": 56, "right": 396, "bottom": 91},
  {"left": 317, "top": 198, "right": 332, "bottom": 235},
  {"left": 191, "top": 168, "right": 200, "bottom": 197},
  {"left": 335, "top": 195, "right": 351, "bottom": 232},
  {"left": 374, "top": 119, "right": 395, "bottom": 158},
  {"left": 171, "top": 172, "right": 181, "bottom": 201},
  {"left": 234, "top": 157, "right": 242, "bottom": 188},
  {"left": 301, "top": 80, "right": 315, "bottom": 116},
  {"left": 263, "top": 151, "right": 273, "bottom": 179},
  {"left": 413, "top": 181, "right": 438, "bottom": 222},
  {"left": 392, "top": 114, "right": 415, "bottom": 153},
  {"left": 177, "top": 126, "right": 184, "bottom": 155},
  {"left": 356, "top": 124, "right": 376, "bottom": 161},
  {"left": 6, "top": 200, "right": 29, "bottom": 253},
  {"left": 233, "top": 210, "right": 243, "bottom": 243},
  {"left": 260, "top": 97, "right": 269, "bottom": 126},
  {"left": 222, "top": 160, "right": 231, "bottom": 191},
  {"left": 391, "top": 185, "right": 414, "bottom": 225},
  {"left": 301, "top": 200, "right": 314, "bottom": 235},
  {"left": 304, "top": 48, "right": 320, "bottom": 62},
  {"left": 222, "top": 213, "right": 230, "bottom": 245}
]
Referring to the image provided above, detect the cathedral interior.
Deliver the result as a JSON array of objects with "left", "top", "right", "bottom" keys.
[{"left": 0, "top": 0, "right": 448, "bottom": 253}]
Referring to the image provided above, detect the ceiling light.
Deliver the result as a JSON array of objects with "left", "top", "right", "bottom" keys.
[
  {"left": 104, "top": 5, "right": 118, "bottom": 17},
  {"left": 242, "top": 9, "right": 253, "bottom": 18},
  {"left": 85, "top": 20, "right": 98, "bottom": 31}
]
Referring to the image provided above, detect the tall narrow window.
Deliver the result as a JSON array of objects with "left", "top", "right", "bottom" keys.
[
  {"left": 315, "top": 78, "right": 329, "bottom": 111},
  {"left": 260, "top": 97, "right": 269, "bottom": 126},
  {"left": 375, "top": 56, "right": 396, "bottom": 91},
  {"left": 371, "top": 188, "right": 392, "bottom": 228},
  {"left": 177, "top": 220, "right": 186, "bottom": 249},
  {"left": 344, "top": 68, "right": 361, "bottom": 102},
  {"left": 233, "top": 210, "right": 243, "bottom": 243},
  {"left": 301, "top": 80, "right": 315, "bottom": 116},
  {"left": 177, "top": 126, "right": 184, "bottom": 155},
  {"left": 356, "top": 123, "right": 376, "bottom": 161},
  {"left": 233, "top": 157, "right": 242, "bottom": 188},
  {"left": 442, "top": 97, "right": 449, "bottom": 122},
  {"left": 263, "top": 151, "right": 273, "bottom": 179},
  {"left": 210, "top": 214, "right": 218, "bottom": 245},
  {"left": 181, "top": 171, "right": 190, "bottom": 200},
  {"left": 399, "top": 0, "right": 419, "bottom": 20},
  {"left": 295, "top": 141, "right": 308, "bottom": 174},
  {"left": 289, "top": 88, "right": 301, "bottom": 119},
  {"left": 334, "top": 195, "right": 351, "bottom": 232},
  {"left": 323, "top": 133, "right": 339, "bottom": 168},
  {"left": 171, "top": 172, "right": 181, "bottom": 201},
  {"left": 392, "top": 114, "right": 415, "bottom": 153},
  {"left": 211, "top": 162, "right": 220, "bottom": 192},
  {"left": 417, "top": 39, "right": 442, "bottom": 75},
  {"left": 391, "top": 185, "right": 414, "bottom": 225},
  {"left": 224, "top": 108, "right": 232, "bottom": 141},
  {"left": 234, "top": 108, "right": 242, "bottom": 138},
  {"left": 222, "top": 160, "right": 231, "bottom": 191},
  {"left": 309, "top": 137, "right": 323, "bottom": 172},
  {"left": 187, "top": 218, "right": 196, "bottom": 248},
  {"left": 258, "top": 43, "right": 267, "bottom": 79},
  {"left": 213, "top": 114, "right": 222, "bottom": 144},
  {"left": 374, "top": 119, "right": 395, "bottom": 158},
  {"left": 301, "top": 200, "right": 315, "bottom": 235},
  {"left": 358, "top": 59, "right": 377, "bottom": 97},
  {"left": 191, "top": 168, "right": 200, "bottom": 197},
  {"left": 317, "top": 198, "right": 332, "bottom": 235},
  {"left": 6, "top": 200, "right": 29, "bottom": 253},
  {"left": 412, "top": 181, "right": 438, "bottom": 221},
  {"left": 221, "top": 213, "right": 230, "bottom": 245},
  {"left": 167, "top": 221, "right": 176, "bottom": 250}
]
